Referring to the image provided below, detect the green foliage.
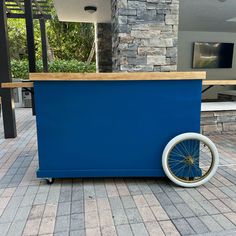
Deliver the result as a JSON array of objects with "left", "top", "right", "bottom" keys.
[
  {"left": 7, "top": 19, "right": 27, "bottom": 60},
  {"left": 47, "top": 60, "right": 96, "bottom": 73},
  {"left": 47, "top": 16, "right": 95, "bottom": 61},
  {"left": 11, "top": 60, "right": 29, "bottom": 79},
  {"left": 11, "top": 60, "right": 96, "bottom": 79},
  {"left": 7, "top": 14, "right": 95, "bottom": 62}
]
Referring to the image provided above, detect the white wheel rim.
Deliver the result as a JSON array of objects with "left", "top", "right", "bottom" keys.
[{"left": 162, "top": 133, "right": 219, "bottom": 188}]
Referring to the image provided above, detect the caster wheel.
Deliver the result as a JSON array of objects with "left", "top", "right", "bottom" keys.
[{"left": 46, "top": 178, "right": 54, "bottom": 185}]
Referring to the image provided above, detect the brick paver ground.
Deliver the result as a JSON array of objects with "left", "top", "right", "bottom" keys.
[{"left": 0, "top": 108, "right": 236, "bottom": 236}]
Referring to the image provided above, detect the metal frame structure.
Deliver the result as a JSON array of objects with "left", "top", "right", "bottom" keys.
[
  {"left": 5, "top": 0, "right": 51, "bottom": 19},
  {"left": 0, "top": 0, "right": 51, "bottom": 138}
]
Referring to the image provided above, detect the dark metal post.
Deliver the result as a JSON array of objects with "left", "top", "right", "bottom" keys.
[
  {"left": 24, "top": 0, "right": 36, "bottom": 115},
  {"left": 39, "top": 18, "right": 48, "bottom": 72},
  {"left": 0, "top": 0, "right": 17, "bottom": 138}
]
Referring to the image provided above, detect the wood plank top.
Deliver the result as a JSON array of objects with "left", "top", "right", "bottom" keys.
[
  {"left": 2, "top": 79, "right": 236, "bottom": 88},
  {"left": 1, "top": 82, "right": 34, "bottom": 88},
  {"left": 203, "top": 80, "right": 236, "bottom": 86},
  {"left": 29, "top": 72, "right": 206, "bottom": 81}
]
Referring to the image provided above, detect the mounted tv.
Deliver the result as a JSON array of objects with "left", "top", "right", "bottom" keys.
[{"left": 193, "top": 42, "right": 234, "bottom": 69}]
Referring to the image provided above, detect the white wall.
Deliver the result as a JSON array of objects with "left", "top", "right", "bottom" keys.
[{"left": 178, "top": 31, "right": 236, "bottom": 99}]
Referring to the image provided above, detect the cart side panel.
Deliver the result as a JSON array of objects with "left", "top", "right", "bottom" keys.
[{"left": 34, "top": 80, "right": 202, "bottom": 178}]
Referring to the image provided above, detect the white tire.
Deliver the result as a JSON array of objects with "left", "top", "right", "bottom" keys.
[{"left": 162, "top": 133, "right": 219, "bottom": 188}]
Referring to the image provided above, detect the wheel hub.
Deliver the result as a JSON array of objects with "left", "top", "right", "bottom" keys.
[{"left": 185, "top": 156, "right": 194, "bottom": 165}]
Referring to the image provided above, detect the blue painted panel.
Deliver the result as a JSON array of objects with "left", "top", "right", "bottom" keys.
[{"left": 34, "top": 80, "right": 202, "bottom": 178}]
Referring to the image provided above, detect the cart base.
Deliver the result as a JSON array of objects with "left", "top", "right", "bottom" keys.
[{"left": 37, "top": 168, "right": 166, "bottom": 178}]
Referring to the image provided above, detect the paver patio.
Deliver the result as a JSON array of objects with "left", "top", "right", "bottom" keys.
[{"left": 0, "top": 108, "right": 236, "bottom": 236}]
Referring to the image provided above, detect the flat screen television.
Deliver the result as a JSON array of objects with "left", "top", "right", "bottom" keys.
[{"left": 193, "top": 42, "right": 234, "bottom": 69}]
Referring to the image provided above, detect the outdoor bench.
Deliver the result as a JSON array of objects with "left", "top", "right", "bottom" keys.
[
  {"left": 202, "top": 79, "right": 236, "bottom": 93},
  {"left": 1, "top": 82, "right": 34, "bottom": 88}
]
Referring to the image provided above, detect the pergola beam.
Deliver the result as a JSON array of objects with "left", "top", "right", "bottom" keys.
[
  {"left": 0, "top": 0, "right": 51, "bottom": 139},
  {"left": 14, "top": 0, "right": 24, "bottom": 11},
  {"left": 5, "top": 0, "right": 48, "bottom": 4},
  {"left": 0, "top": 0, "right": 17, "bottom": 139},
  {"left": 40, "top": 18, "right": 48, "bottom": 72},
  {"left": 24, "top": 0, "right": 36, "bottom": 115},
  {"left": 5, "top": 6, "right": 12, "bottom": 13},
  {"left": 5, "top": 0, "right": 51, "bottom": 19},
  {"left": 7, "top": 12, "right": 51, "bottom": 19},
  {"left": 5, "top": 0, "right": 51, "bottom": 17},
  {"left": 33, "top": 0, "right": 44, "bottom": 15},
  {"left": 5, "top": 3, "right": 18, "bottom": 7}
]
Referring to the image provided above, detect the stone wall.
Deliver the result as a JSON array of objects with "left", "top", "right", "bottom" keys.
[
  {"left": 201, "top": 111, "right": 236, "bottom": 135},
  {"left": 111, "top": 0, "right": 179, "bottom": 72},
  {"left": 95, "top": 23, "right": 113, "bottom": 72}
]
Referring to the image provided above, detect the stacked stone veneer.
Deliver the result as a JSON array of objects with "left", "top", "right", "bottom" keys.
[
  {"left": 201, "top": 111, "right": 236, "bottom": 135},
  {"left": 111, "top": 0, "right": 179, "bottom": 72}
]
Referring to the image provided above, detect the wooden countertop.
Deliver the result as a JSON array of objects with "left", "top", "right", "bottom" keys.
[
  {"left": 202, "top": 80, "right": 236, "bottom": 86},
  {"left": 29, "top": 72, "right": 206, "bottom": 81},
  {"left": 1, "top": 82, "right": 34, "bottom": 88},
  {"left": 2, "top": 78, "right": 236, "bottom": 89}
]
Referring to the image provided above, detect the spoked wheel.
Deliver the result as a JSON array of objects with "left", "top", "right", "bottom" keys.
[{"left": 162, "top": 133, "right": 219, "bottom": 187}]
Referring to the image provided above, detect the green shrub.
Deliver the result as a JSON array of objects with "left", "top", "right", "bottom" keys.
[
  {"left": 11, "top": 59, "right": 96, "bottom": 79},
  {"left": 11, "top": 60, "right": 29, "bottom": 79}
]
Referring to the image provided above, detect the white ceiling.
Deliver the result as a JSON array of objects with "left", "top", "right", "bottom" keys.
[
  {"left": 53, "top": 0, "right": 236, "bottom": 33},
  {"left": 180, "top": 0, "right": 236, "bottom": 32},
  {"left": 53, "top": 0, "right": 111, "bottom": 23}
]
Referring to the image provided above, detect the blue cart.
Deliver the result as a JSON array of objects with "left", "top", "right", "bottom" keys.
[{"left": 31, "top": 72, "right": 219, "bottom": 187}]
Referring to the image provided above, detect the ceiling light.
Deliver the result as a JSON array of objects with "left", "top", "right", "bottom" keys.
[{"left": 84, "top": 6, "right": 97, "bottom": 14}]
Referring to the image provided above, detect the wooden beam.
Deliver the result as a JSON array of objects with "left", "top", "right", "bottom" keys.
[
  {"left": 1, "top": 82, "right": 34, "bottom": 88},
  {"left": 29, "top": 72, "right": 207, "bottom": 81},
  {"left": 203, "top": 80, "right": 236, "bottom": 86}
]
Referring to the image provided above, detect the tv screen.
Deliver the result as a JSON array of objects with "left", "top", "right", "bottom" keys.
[{"left": 193, "top": 42, "right": 234, "bottom": 69}]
